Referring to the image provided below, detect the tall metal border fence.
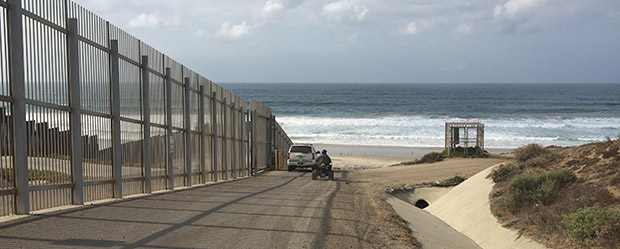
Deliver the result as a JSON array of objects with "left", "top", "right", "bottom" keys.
[
  {"left": 0, "top": 0, "right": 293, "bottom": 216},
  {"left": 250, "top": 100, "right": 293, "bottom": 172}
]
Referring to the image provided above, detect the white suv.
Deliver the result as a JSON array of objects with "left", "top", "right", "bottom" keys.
[{"left": 287, "top": 145, "right": 317, "bottom": 171}]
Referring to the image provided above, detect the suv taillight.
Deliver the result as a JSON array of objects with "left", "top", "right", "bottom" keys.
[
  {"left": 287, "top": 153, "right": 290, "bottom": 159},
  {"left": 312, "top": 153, "right": 315, "bottom": 160}
]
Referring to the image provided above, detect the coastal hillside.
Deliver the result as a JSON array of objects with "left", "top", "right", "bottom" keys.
[{"left": 489, "top": 139, "right": 620, "bottom": 248}]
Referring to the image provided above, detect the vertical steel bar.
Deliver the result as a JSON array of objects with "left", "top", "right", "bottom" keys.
[
  {"left": 241, "top": 107, "right": 246, "bottom": 177},
  {"left": 231, "top": 102, "right": 236, "bottom": 179},
  {"left": 8, "top": 0, "right": 30, "bottom": 214},
  {"left": 464, "top": 127, "right": 468, "bottom": 157},
  {"left": 199, "top": 85, "right": 206, "bottom": 184},
  {"left": 110, "top": 40, "right": 122, "bottom": 198},
  {"left": 67, "top": 18, "right": 84, "bottom": 205},
  {"left": 445, "top": 122, "right": 447, "bottom": 153},
  {"left": 183, "top": 77, "right": 191, "bottom": 186},
  {"left": 210, "top": 92, "right": 217, "bottom": 182},
  {"left": 480, "top": 124, "right": 484, "bottom": 151},
  {"left": 247, "top": 110, "right": 251, "bottom": 176},
  {"left": 222, "top": 97, "right": 227, "bottom": 180},
  {"left": 267, "top": 114, "right": 273, "bottom": 169},
  {"left": 165, "top": 68, "right": 173, "bottom": 189},
  {"left": 251, "top": 110, "right": 257, "bottom": 176},
  {"left": 141, "top": 55, "right": 151, "bottom": 193}
]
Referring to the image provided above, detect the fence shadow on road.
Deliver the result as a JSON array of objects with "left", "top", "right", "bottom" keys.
[{"left": 0, "top": 172, "right": 373, "bottom": 248}]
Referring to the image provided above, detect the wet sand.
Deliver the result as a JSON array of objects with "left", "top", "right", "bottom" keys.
[{"left": 314, "top": 143, "right": 514, "bottom": 158}]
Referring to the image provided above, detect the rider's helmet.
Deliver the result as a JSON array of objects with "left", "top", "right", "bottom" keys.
[{"left": 322, "top": 149, "right": 327, "bottom": 154}]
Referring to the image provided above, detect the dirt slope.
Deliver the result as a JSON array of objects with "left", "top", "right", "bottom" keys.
[
  {"left": 490, "top": 140, "right": 620, "bottom": 248},
  {"left": 426, "top": 165, "right": 547, "bottom": 249}
]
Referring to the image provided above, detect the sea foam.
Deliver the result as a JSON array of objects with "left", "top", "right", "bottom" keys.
[{"left": 278, "top": 115, "right": 620, "bottom": 148}]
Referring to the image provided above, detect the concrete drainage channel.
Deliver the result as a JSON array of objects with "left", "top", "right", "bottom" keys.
[
  {"left": 389, "top": 186, "right": 454, "bottom": 209},
  {"left": 386, "top": 185, "right": 483, "bottom": 249}
]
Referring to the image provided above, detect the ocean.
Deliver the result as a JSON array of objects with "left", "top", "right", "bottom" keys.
[{"left": 222, "top": 83, "right": 620, "bottom": 149}]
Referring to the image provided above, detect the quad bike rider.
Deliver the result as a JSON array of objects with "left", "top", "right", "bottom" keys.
[{"left": 313, "top": 149, "right": 334, "bottom": 181}]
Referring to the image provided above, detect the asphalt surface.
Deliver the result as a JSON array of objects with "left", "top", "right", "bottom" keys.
[{"left": 0, "top": 171, "right": 360, "bottom": 249}]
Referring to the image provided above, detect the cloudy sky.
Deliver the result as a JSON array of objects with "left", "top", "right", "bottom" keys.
[{"left": 72, "top": 0, "right": 620, "bottom": 83}]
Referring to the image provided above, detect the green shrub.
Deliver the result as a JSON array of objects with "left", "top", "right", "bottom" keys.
[
  {"left": 514, "top": 144, "right": 546, "bottom": 162},
  {"left": 0, "top": 168, "right": 70, "bottom": 183},
  {"left": 504, "top": 193, "right": 521, "bottom": 212},
  {"left": 491, "top": 195, "right": 506, "bottom": 206},
  {"left": 0, "top": 168, "right": 14, "bottom": 181},
  {"left": 533, "top": 178, "right": 557, "bottom": 201},
  {"left": 418, "top": 152, "right": 444, "bottom": 164},
  {"left": 431, "top": 176, "right": 466, "bottom": 187},
  {"left": 402, "top": 152, "right": 445, "bottom": 165},
  {"left": 562, "top": 205, "right": 620, "bottom": 245},
  {"left": 505, "top": 169, "right": 576, "bottom": 212},
  {"left": 522, "top": 153, "right": 556, "bottom": 168},
  {"left": 502, "top": 219, "right": 519, "bottom": 227},
  {"left": 489, "top": 163, "right": 520, "bottom": 182},
  {"left": 447, "top": 146, "right": 487, "bottom": 158},
  {"left": 539, "top": 168, "right": 576, "bottom": 186}
]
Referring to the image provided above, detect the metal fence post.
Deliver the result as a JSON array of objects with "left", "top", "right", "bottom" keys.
[
  {"left": 231, "top": 102, "right": 236, "bottom": 179},
  {"left": 67, "top": 18, "right": 84, "bottom": 206},
  {"left": 251, "top": 110, "right": 257, "bottom": 176},
  {"left": 165, "top": 68, "right": 174, "bottom": 190},
  {"left": 211, "top": 92, "right": 218, "bottom": 182},
  {"left": 267, "top": 114, "right": 273, "bottom": 169},
  {"left": 199, "top": 85, "right": 206, "bottom": 184},
  {"left": 8, "top": 0, "right": 29, "bottom": 214},
  {"left": 184, "top": 77, "right": 191, "bottom": 186},
  {"left": 110, "top": 40, "right": 122, "bottom": 198},
  {"left": 141, "top": 56, "right": 152, "bottom": 193},
  {"left": 240, "top": 107, "right": 246, "bottom": 177},
  {"left": 247, "top": 110, "right": 251, "bottom": 176},
  {"left": 222, "top": 97, "right": 227, "bottom": 180}
]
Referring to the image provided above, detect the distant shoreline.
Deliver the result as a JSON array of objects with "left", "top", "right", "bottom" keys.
[{"left": 312, "top": 143, "right": 514, "bottom": 158}]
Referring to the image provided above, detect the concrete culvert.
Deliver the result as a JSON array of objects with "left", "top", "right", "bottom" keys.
[{"left": 415, "top": 199, "right": 429, "bottom": 209}]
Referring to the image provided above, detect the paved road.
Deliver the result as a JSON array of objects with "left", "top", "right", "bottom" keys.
[{"left": 0, "top": 171, "right": 363, "bottom": 249}]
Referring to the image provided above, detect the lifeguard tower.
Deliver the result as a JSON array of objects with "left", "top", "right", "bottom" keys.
[{"left": 445, "top": 122, "right": 485, "bottom": 157}]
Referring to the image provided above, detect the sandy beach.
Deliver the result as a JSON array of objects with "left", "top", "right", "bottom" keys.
[
  {"left": 314, "top": 143, "right": 513, "bottom": 171},
  {"left": 314, "top": 143, "right": 514, "bottom": 158}
]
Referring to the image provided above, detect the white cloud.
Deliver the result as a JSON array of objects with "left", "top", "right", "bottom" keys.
[
  {"left": 261, "top": 0, "right": 286, "bottom": 16},
  {"left": 128, "top": 13, "right": 161, "bottom": 28},
  {"left": 354, "top": 5, "right": 370, "bottom": 22},
  {"left": 255, "top": 0, "right": 289, "bottom": 26},
  {"left": 493, "top": 0, "right": 542, "bottom": 19},
  {"left": 453, "top": 24, "right": 473, "bottom": 37},
  {"left": 401, "top": 22, "right": 419, "bottom": 35},
  {"left": 128, "top": 12, "right": 180, "bottom": 28},
  {"left": 323, "top": 0, "right": 369, "bottom": 24},
  {"left": 218, "top": 21, "right": 252, "bottom": 40}
]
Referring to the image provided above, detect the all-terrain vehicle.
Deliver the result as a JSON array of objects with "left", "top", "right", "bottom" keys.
[{"left": 312, "top": 162, "right": 334, "bottom": 181}]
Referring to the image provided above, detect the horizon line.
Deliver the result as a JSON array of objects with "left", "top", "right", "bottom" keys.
[{"left": 219, "top": 82, "right": 620, "bottom": 84}]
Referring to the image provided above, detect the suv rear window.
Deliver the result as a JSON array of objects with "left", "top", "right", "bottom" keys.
[{"left": 290, "top": 146, "right": 312, "bottom": 153}]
